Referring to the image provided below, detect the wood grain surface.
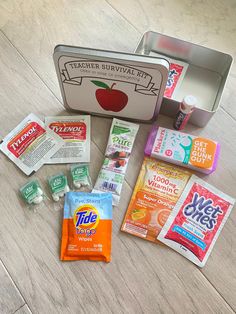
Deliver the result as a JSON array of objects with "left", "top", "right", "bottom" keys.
[
  {"left": 0, "top": 1, "right": 236, "bottom": 313},
  {"left": 0, "top": 260, "right": 25, "bottom": 313},
  {"left": 15, "top": 305, "right": 32, "bottom": 314}
]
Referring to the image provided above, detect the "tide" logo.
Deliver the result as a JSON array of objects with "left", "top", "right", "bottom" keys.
[{"left": 73, "top": 204, "right": 100, "bottom": 236}]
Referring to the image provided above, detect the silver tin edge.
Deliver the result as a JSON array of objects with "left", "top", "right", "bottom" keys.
[{"left": 134, "top": 31, "right": 233, "bottom": 127}]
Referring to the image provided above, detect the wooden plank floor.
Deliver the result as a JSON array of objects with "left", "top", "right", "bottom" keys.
[{"left": 0, "top": 1, "right": 236, "bottom": 313}]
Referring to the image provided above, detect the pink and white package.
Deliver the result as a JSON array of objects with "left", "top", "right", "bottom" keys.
[
  {"left": 149, "top": 52, "right": 188, "bottom": 99},
  {"left": 164, "top": 62, "right": 187, "bottom": 98},
  {"left": 157, "top": 175, "right": 235, "bottom": 267}
]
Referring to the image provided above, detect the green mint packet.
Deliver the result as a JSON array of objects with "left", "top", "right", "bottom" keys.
[
  {"left": 70, "top": 164, "right": 91, "bottom": 189},
  {"left": 48, "top": 172, "right": 68, "bottom": 194},
  {"left": 20, "top": 179, "right": 44, "bottom": 205},
  {"left": 48, "top": 172, "right": 70, "bottom": 202}
]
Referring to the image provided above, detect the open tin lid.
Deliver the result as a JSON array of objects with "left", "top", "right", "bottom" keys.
[{"left": 53, "top": 45, "right": 169, "bottom": 122}]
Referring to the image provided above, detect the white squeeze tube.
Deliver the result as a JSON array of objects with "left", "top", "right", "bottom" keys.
[{"left": 92, "top": 118, "right": 139, "bottom": 206}]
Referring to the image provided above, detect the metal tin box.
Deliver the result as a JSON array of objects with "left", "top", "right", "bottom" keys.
[
  {"left": 54, "top": 45, "right": 169, "bottom": 122},
  {"left": 135, "top": 31, "right": 233, "bottom": 127}
]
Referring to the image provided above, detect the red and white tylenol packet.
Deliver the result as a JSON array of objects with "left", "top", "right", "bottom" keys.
[
  {"left": 0, "top": 113, "right": 64, "bottom": 175},
  {"left": 157, "top": 175, "right": 235, "bottom": 267},
  {"left": 45, "top": 115, "right": 90, "bottom": 163}
]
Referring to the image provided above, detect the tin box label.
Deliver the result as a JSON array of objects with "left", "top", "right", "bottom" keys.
[{"left": 58, "top": 56, "right": 166, "bottom": 120}]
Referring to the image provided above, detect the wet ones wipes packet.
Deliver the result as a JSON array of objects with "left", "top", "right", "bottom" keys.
[
  {"left": 45, "top": 115, "right": 90, "bottom": 163},
  {"left": 61, "top": 192, "right": 112, "bottom": 262},
  {"left": 158, "top": 175, "right": 235, "bottom": 267},
  {"left": 93, "top": 118, "right": 139, "bottom": 206},
  {"left": 121, "top": 157, "right": 191, "bottom": 242},
  {"left": 0, "top": 113, "right": 64, "bottom": 175}
]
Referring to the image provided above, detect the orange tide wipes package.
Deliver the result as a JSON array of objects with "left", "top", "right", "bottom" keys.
[
  {"left": 121, "top": 157, "right": 191, "bottom": 243},
  {"left": 61, "top": 192, "right": 112, "bottom": 262}
]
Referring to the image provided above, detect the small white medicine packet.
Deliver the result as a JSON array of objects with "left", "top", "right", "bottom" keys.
[
  {"left": 45, "top": 115, "right": 90, "bottom": 163},
  {"left": 0, "top": 113, "right": 64, "bottom": 175}
]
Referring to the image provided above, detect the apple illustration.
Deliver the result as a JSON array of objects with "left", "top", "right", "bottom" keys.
[{"left": 91, "top": 80, "right": 128, "bottom": 112}]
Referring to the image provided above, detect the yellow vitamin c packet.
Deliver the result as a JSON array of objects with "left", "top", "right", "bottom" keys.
[{"left": 121, "top": 157, "right": 192, "bottom": 243}]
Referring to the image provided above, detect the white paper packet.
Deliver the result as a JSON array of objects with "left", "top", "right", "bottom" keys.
[
  {"left": 92, "top": 118, "right": 139, "bottom": 206},
  {"left": 0, "top": 113, "right": 64, "bottom": 175},
  {"left": 45, "top": 115, "right": 90, "bottom": 163}
]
